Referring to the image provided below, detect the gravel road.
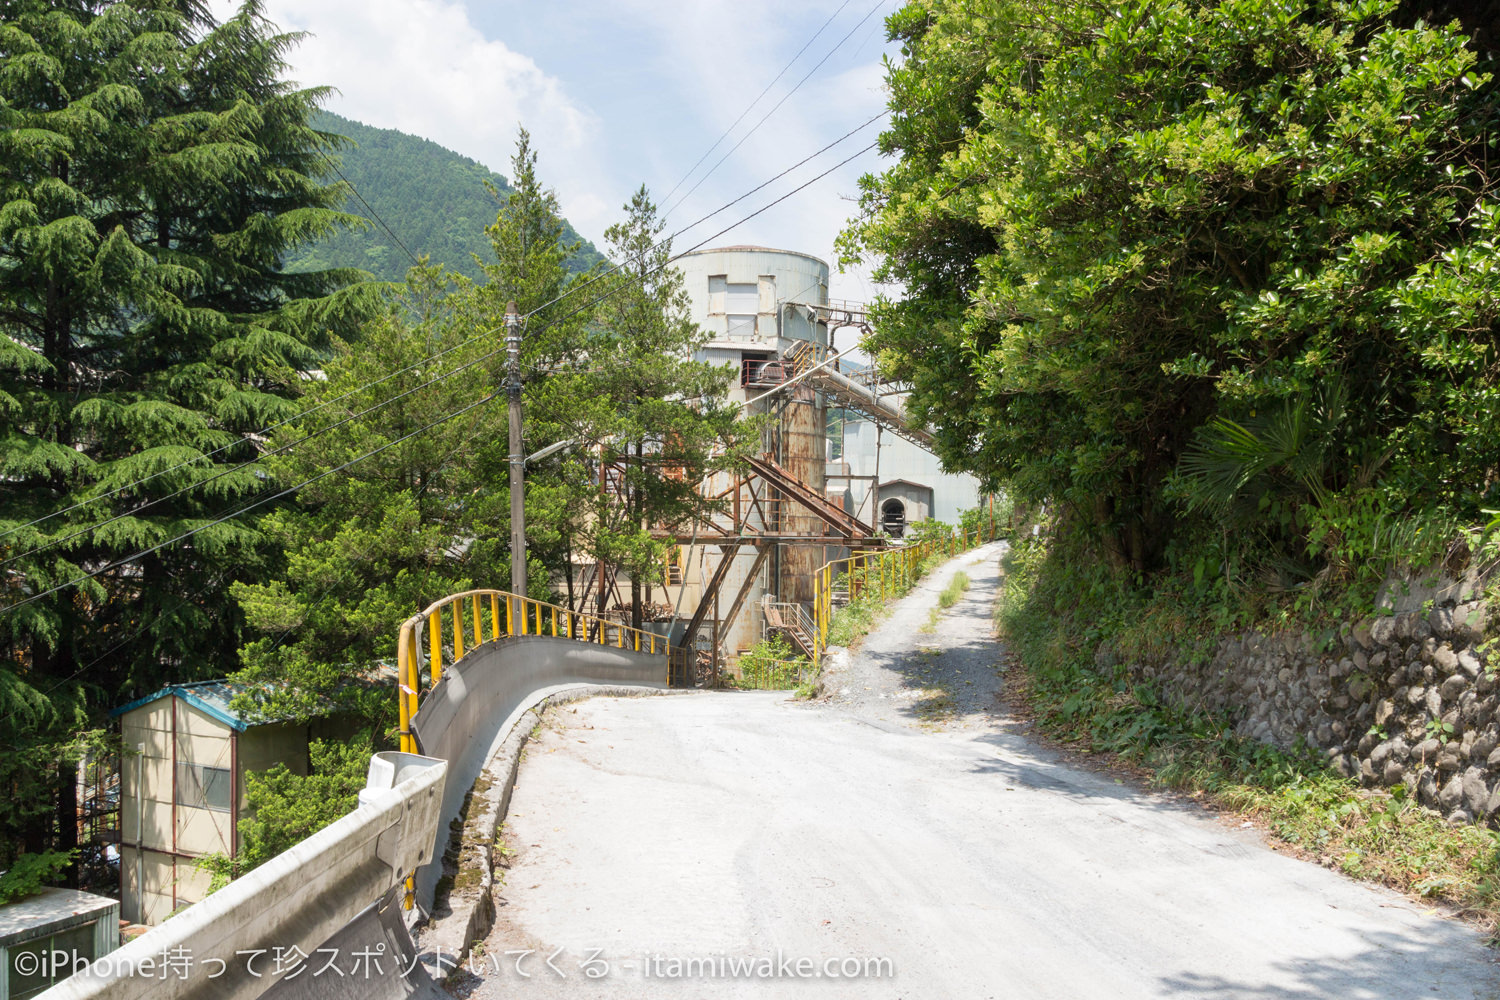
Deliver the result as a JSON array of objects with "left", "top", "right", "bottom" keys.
[
  {"left": 454, "top": 545, "right": 1500, "bottom": 1000},
  {"left": 820, "top": 539, "right": 1009, "bottom": 728}
]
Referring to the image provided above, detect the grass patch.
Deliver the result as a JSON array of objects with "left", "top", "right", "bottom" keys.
[
  {"left": 826, "top": 593, "right": 886, "bottom": 648},
  {"left": 939, "top": 571, "right": 971, "bottom": 609},
  {"left": 919, "top": 572, "right": 972, "bottom": 632},
  {"left": 998, "top": 538, "right": 1500, "bottom": 937}
]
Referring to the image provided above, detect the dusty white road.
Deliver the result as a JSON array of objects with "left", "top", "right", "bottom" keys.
[{"left": 457, "top": 546, "right": 1500, "bottom": 999}]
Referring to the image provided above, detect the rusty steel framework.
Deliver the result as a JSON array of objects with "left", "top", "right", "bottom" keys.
[
  {"left": 580, "top": 298, "right": 938, "bottom": 685},
  {"left": 655, "top": 452, "right": 888, "bottom": 684}
]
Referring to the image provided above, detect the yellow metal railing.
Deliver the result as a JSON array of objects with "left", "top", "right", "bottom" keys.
[
  {"left": 810, "top": 521, "right": 996, "bottom": 664},
  {"left": 396, "top": 589, "right": 670, "bottom": 755}
]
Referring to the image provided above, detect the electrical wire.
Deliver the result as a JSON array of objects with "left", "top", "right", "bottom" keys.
[
  {"left": 3, "top": 392, "right": 501, "bottom": 616},
  {"left": 518, "top": 112, "right": 886, "bottom": 327},
  {"left": 657, "top": 0, "right": 856, "bottom": 209},
  {"left": 662, "top": 0, "right": 890, "bottom": 222},
  {"left": 0, "top": 336, "right": 506, "bottom": 571},
  {"left": 317, "top": 149, "right": 422, "bottom": 269},
  {"left": 0, "top": 182, "right": 466, "bottom": 548},
  {"left": 0, "top": 113, "right": 884, "bottom": 554}
]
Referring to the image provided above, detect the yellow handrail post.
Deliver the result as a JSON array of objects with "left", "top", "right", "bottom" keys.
[
  {"left": 452, "top": 601, "right": 464, "bottom": 661},
  {"left": 617, "top": 624, "right": 624, "bottom": 648},
  {"left": 634, "top": 630, "right": 640, "bottom": 651},
  {"left": 397, "top": 625, "right": 413, "bottom": 754},
  {"left": 520, "top": 599, "right": 528, "bottom": 636},
  {"left": 491, "top": 593, "right": 501, "bottom": 640},
  {"left": 428, "top": 610, "right": 443, "bottom": 685},
  {"left": 552, "top": 605, "right": 558, "bottom": 637},
  {"left": 472, "top": 594, "right": 482, "bottom": 650}
]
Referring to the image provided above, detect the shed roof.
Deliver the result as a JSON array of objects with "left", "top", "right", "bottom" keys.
[
  {"left": 109, "top": 663, "right": 399, "bottom": 731},
  {"left": 110, "top": 680, "right": 261, "bottom": 731},
  {"left": 0, "top": 887, "right": 118, "bottom": 947},
  {"left": 878, "top": 478, "right": 934, "bottom": 493}
]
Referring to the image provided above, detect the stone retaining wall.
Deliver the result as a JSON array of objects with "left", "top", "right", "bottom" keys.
[{"left": 1116, "top": 574, "right": 1498, "bottom": 824}]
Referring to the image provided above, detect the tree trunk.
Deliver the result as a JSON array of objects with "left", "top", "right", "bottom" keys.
[{"left": 56, "top": 757, "right": 78, "bottom": 888}]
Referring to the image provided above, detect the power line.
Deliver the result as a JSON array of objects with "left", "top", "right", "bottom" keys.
[
  {"left": 662, "top": 0, "right": 890, "bottom": 222},
  {"left": 3, "top": 134, "right": 880, "bottom": 614},
  {"left": 0, "top": 113, "right": 883, "bottom": 553},
  {"left": 0, "top": 146, "right": 426, "bottom": 548},
  {"left": 0, "top": 338, "right": 503, "bottom": 571},
  {"left": 317, "top": 149, "right": 422, "bottom": 269},
  {"left": 520, "top": 112, "right": 886, "bottom": 325},
  {"left": 657, "top": 0, "right": 856, "bottom": 209},
  {"left": 3, "top": 392, "right": 500, "bottom": 616}
]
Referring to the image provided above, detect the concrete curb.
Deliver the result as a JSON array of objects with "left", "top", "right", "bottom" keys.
[{"left": 417, "top": 685, "right": 673, "bottom": 971}]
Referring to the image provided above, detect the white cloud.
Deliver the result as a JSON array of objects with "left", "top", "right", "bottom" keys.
[
  {"left": 209, "top": 0, "right": 615, "bottom": 240},
  {"left": 203, "top": 0, "right": 899, "bottom": 289}
]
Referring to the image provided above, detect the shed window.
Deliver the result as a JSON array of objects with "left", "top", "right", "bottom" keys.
[{"left": 175, "top": 763, "right": 232, "bottom": 812}]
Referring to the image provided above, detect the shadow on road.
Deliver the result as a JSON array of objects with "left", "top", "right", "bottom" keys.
[{"left": 1155, "top": 927, "right": 1499, "bottom": 999}]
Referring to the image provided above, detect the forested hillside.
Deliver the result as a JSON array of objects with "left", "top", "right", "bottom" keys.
[{"left": 290, "top": 111, "right": 604, "bottom": 282}]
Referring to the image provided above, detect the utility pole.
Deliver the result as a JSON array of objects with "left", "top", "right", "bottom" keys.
[{"left": 506, "top": 302, "right": 525, "bottom": 623}]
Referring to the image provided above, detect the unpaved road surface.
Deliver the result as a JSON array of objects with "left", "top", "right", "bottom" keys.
[{"left": 456, "top": 546, "right": 1500, "bottom": 999}]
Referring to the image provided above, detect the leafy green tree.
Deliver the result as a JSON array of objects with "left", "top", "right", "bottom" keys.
[
  {"left": 842, "top": 0, "right": 1500, "bottom": 577},
  {"left": 227, "top": 266, "right": 498, "bottom": 728},
  {"left": 476, "top": 128, "right": 605, "bottom": 607},
  {"left": 197, "top": 732, "right": 371, "bottom": 887},
  {"left": 228, "top": 129, "right": 594, "bottom": 725},
  {"left": 574, "top": 187, "right": 747, "bottom": 627},
  {"left": 0, "top": 0, "right": 376, "bottom": 871}
]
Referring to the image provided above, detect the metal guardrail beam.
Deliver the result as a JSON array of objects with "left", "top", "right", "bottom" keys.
[{"left": 41, "top": 752, "right": 447, "bottom": 1000}]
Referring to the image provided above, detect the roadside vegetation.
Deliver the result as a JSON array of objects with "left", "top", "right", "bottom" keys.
[
  {"left": 737, "top": 517, "right": 989, "bottom": 692},
  {"left": 998, "top": 536, "right": 1500, "bottom": 936},
  {"left": 733, "top": 635, "right": 813, "bottom": 693},
  {"left": 840, "top": 0, "right": 1500, "bottom": 936}
]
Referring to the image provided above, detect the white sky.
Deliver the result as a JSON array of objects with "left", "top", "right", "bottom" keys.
[{"left": 210, "top": 0, "right": 901, "bottom": 307}]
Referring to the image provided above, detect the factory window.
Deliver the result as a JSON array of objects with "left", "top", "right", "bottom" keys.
[
  {"left": 726, "top": 314, "right": 756, "bottom": 340},
  {"left": 708, "top": 277, "right": 758, "bottom": 312},
  {"left": 724, "top": 282, "right": 758, "bottom": 313}
]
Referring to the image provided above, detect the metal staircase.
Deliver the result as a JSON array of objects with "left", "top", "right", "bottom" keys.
[{"left": 762, "top": 601, "right": 818, "bottom": 659}]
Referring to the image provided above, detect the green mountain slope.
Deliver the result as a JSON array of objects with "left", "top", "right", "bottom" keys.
[{"left": 290, "top": 111, "right": 604, "bottom": 282}]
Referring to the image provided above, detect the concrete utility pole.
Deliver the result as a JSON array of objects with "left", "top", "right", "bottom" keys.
[{"left": 506, "top": 302, "right": 525, "bottom": 619}]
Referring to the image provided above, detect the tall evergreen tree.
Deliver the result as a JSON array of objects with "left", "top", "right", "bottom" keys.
[
  {"left": 481, "top": 128, "right": 608, "bottom": 608},
  {"left": 577, "top": 187, "right": 747, "bottom": 628},
  {"left": 0, "top": 0, "right": 377, "bottom": 872},
  {"left": 228, "top": 128, "right": 592, "bottom": 726}
]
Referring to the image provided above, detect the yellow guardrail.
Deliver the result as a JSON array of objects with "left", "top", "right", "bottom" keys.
[
  {"left": 396, "top": 589, "right": 670, "bottom": 754},
  {"left": 810, "top": 521, "right": 996, "bottom": 664}
]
